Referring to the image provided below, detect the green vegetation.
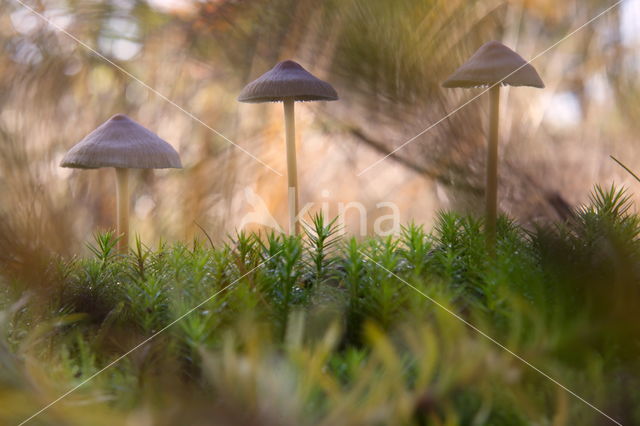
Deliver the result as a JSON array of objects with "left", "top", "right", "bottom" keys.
[{"left": 1, "top": 186, "right": 639, "bottom": 425}]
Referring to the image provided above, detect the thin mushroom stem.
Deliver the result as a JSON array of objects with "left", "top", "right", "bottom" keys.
[
  {"left": 283, "top": 99, "right": 299, "bottom": 235},
  {"left": 115, "top": 167, "right": 130, "bottom": 254},
  {"left": 486, "top": 85, "right": 500, "bottom": 252}
]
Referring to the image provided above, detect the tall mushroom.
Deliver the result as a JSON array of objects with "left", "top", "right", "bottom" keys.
[
  {"left": 61, "top": 114, "right": 182, "bottom": 253},
  {"left": 238, "top": 60, "right": 338, "bottom": 235},
  {"left": 443, "top": 41, "right": 544, "bottom": 249}
]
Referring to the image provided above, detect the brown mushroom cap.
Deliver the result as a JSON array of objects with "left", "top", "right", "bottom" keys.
[
  {"left": 443, "top": 41, "right": 544, "bottom": 89},
  {"left": 60, "top": 114, "right": 182, "bottom": 169},
  {"left": 238, "top": 60, "right": 338, "bottom": 103}
]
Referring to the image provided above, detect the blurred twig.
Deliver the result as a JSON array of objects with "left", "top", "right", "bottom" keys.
[{"left": 611, "top": 155, "right": 640, "bottom": 184}]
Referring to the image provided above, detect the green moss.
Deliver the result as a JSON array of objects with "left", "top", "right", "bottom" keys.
[{"left": 1, "top": 186, "right": 638, "bottom": 425}]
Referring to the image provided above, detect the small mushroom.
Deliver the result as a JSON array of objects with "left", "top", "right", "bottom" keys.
[
  {"left": 443, "top": 41, "right": 544, "bottom": 249},
  {"left": 238, "top": 60, "right": 338, "bottom": 235},
  {"left": 61, "top": 114, "right": 182, "bottom": 253}
]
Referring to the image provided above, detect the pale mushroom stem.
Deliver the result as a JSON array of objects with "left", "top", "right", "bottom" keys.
[
  {"left": 283, "top": 99, "right": 299, "bottom": 235},
  {"left": 486, "top": 85, "right": 500, "bottom": 251},
  {"left": 115, "top": 167, "right": 130, "bottom": 254}
]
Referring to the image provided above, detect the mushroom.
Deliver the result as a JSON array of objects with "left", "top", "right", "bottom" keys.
[
  {"left": 60, "top": 114, "right": 182, "bottom": 253},
  {"left": 238, "top": 60, "right": 338, "bottom": 235},
  {"left": 443, "top": 41, "right": 544, "bottom": 249}
]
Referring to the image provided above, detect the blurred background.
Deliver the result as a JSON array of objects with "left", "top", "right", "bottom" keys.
[{"left": 1, "top": 0, "right": 639, "bottom": 259}]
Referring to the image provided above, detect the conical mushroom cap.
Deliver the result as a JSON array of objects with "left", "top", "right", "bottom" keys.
[
  {"left": 60, "top": 114, "right": 182, "bottom": 169},
  {"left": 238, "top": 60, "right": 338, "bottom": 103},
  {"left": 443, "top": 41, "right": 544, "bottom": 89}
]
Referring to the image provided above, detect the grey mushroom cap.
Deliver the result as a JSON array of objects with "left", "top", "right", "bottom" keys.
[
  {"left": 60, "top": 114, "right": 182, "bottom": 169},
  {"left": 238, "top": 60, "right": 338, "bottom": 103},
  {"left": 443, "top": 41, "right": 544, "bottom": 89}
]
